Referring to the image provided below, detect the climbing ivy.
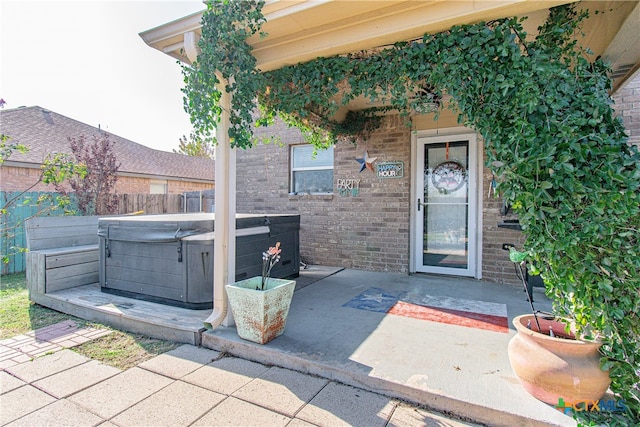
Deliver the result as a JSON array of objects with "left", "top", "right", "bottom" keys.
[
  {"left": 181, "top": 0, "right": 266, "bottom": 148},
  {"left": 183, "top": 2, "right": 639, "bottom": 422}
]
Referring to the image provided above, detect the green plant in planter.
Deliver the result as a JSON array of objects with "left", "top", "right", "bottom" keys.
[{"left": 182, "top": 1, "right": 639, "bottom": 421}]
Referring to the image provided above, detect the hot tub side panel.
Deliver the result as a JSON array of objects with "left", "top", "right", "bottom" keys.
[
  {"left": 267, "top": 215, "right": 300, "bottom": 280},
  {"left": 233, "top": 214, "right": 300, "bottom": 281},
  {"left": 102, "top": 240, "right": 187, "bottom": 302},
  {"left": 98, "top": 215, "right": 214, "bottom": 309},
  {"left": 98, "top": 214, "right": 300, "bottom": 309},
  {"left": 184, "top": 241, "right": 213, "bottom": 305}
]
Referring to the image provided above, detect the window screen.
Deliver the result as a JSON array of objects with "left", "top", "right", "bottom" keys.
[
  {"left": 291, "top": 145, "right": 334, "bottom": 194},
  {"left": 150, "top": 180, "right": 168, "bottom": 194}
]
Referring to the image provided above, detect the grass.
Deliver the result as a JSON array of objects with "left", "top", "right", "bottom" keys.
[
  {"left": 74, "top": 331, "right": 180, "bottom": 370},
  {"left": 0, "top": 272, "right": 180, "bottom": 369},
  {"left": 0, "top": 273, "right": 72, "bottom": 338}
]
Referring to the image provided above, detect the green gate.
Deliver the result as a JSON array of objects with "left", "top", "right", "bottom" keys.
[{"left": 0, "top": 191, "right": 78, "bottom": 275}]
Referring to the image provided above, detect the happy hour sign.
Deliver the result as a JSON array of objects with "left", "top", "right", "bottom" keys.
[{"left": 376, "top": 161, "right": 404, "bottom": 179}]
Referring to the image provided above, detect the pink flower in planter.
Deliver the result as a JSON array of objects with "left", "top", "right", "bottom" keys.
[{"left": 261, "top": 242, "right": 282, "bottom": 290}]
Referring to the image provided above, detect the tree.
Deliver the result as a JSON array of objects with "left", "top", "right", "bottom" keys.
[
  {"left": 173, "top": 132, "right": 215, "bottom": 159},
  {"left": 0, "top": 134, "right": 28, "bottom": 162},
  {"left": 1, "top": 133, "right": 86, "bottom": 266},
  {"left": 56, "top": 133, "right": 120, "bottom": 215}
]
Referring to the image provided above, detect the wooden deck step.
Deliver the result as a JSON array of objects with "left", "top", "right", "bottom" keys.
[{"left": 32, "top": 284, "right": 210, "bottom": 345}]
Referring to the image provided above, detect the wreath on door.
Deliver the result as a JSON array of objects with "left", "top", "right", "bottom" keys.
[{"left": 431, "top": 161, "right": 467, "bottom": 194}]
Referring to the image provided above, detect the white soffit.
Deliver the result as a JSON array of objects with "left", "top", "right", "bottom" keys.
[
  {"left": 596, "top": 1, "right": 640, "bottom": 92},
  {"left": 140, "top": 0, "right": 575, "bottom": 71}
]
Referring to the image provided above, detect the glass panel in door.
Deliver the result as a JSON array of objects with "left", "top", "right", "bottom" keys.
[{"left": 417, "top": 138, "right": 475, "bottom": 275}]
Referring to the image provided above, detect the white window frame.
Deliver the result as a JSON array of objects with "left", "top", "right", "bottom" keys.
[
  {"left": 150, "top": 179, "right": 168, "bottom": 194},
  {"left": 290, "top": 144, "right": 334, "bottom": 195}
]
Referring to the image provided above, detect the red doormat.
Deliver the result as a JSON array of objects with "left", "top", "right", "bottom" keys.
[
  {"left": 343, "top": 287, "right": 509, "bottom": 333},
  {"left": 388, "top": 301, "right": 509, "bottom": 333}
]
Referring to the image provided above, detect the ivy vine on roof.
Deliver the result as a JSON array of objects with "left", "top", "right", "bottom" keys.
[{"left": 182, "top": 1, "right": 639, "bottom": 422}]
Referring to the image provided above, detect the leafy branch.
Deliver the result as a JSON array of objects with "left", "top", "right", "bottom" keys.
[{"left": 1, "top": 134, "right": 86, "bottom": 265}]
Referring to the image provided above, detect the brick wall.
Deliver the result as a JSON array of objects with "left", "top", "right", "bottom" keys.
[
  {"left": 168, "top": 180, "right": 213, "bottom": 194},
  {"left": 115, "top": 176, "right": 149, "bottom": 194},
  {"left": 234, "top": 73, "right": 639, "bottom": 284},
  {"left": 0, "top": 165, "right": 52, "bottom": 192},
  {"left": 480, "top": 159, "right": 526, "bottom": 285},
  {"left": 236, "top": 115, "right": 522, "bottom": 283},
  {"left": 237, "top": 116, "right": 412, "bottom": 273},
  {"left": 613, "top": 73, "right": 640, "bottom": 149},
  {"left": 0, "top": 165, "right": 212, "bottom": 195}
]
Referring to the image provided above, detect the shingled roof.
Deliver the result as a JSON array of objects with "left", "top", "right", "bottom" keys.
[{"left": 0, "top": 106, "right": 214, "bottom": 182}]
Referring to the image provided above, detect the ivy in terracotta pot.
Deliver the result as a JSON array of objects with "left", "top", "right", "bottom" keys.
[
  {"left": 182, "top": 1, "right": 639, "bottom": 422},
  {"left": 509, "top": 313, "right": 612, "bottom": 407}
]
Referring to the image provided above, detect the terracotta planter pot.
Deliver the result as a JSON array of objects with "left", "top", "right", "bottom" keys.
[
  {"left": 508, "top": 314, "right": 610, "bottom": 405},
  {"left": 225, "top": 277, "right": 296, "bottom": 344}
]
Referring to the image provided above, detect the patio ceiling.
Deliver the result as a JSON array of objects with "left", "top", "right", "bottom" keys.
[{"left": 140, "top": 1, "right": 640, "bottom": 92}]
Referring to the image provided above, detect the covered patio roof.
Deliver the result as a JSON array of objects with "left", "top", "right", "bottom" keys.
[
  {"left": 138, "top": 0, "right": 640, "bottom": 331},
  {"left": 140, "top": 0, "right": 640, "bottom": 91}
]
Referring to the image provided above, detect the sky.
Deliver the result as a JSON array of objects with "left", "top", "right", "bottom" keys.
[{"left": 1, "top": 0, "right": 206, "bottom": 153}]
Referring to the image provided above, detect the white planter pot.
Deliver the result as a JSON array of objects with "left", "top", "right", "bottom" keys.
[{"left": 225, "top": 277, "right": 296, "bottom": 344}]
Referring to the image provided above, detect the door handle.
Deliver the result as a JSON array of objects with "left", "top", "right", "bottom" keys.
[{"left": 417, "top": 198, "right": 421, "bottom": 211}]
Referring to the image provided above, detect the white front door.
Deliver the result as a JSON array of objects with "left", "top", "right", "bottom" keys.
[{"left": 415, "top": 133, "right": 479, "bottom": 276}]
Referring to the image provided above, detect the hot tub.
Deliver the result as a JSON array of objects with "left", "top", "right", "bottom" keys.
[{"left": 97, "top": 213, "right": 300, "bottom": 309}]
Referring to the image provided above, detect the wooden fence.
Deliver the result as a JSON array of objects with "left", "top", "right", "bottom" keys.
[
  {"left": 1, "top": 192, "right": 184, "bottom": 275},
  {"left": 114, "top": 194, "right": 182, "bottom": 215}
]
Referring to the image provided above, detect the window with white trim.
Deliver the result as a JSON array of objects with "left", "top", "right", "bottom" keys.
[
  {"left": 290, "top": 144, "right": 334, "bottom": 194},
  {"left": 150, "top": 180, "right": 168, "bottom": 194}
]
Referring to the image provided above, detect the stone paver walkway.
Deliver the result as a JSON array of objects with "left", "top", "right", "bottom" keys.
[
  {"left": 0, "top": 320, "right": 112, "bottom": 370},
  {"left": 0, "top": 321, "right": 477, "bottom": 426}
]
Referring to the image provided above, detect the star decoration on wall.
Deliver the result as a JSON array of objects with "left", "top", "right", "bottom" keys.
[{"left": 355, "top": 151, "right": 377, "bottom": 173}]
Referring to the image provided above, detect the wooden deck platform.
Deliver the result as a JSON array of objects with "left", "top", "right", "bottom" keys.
[
  {"left": 29, "top": 266, "right": 343, "bottom": 345},
  {"left": 31, "top": 283, "right": 210, "bottom": 345}
]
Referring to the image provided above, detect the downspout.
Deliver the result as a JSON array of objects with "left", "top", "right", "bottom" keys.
[
  {"left": 204, "top": 72, "right": 236, "bottom": 329},
  {"left": 185, "top": 31, "right": 236, "bottom": 330}
]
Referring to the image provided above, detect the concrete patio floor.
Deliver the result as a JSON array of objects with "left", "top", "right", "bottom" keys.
[
  {"left": 203, "top": 267, "right": 575, "bottom": 427},
  {"left": 34, "top": 266, "right": 576, "bottom": 426}
]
